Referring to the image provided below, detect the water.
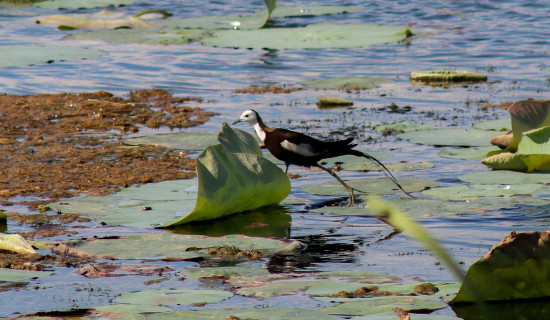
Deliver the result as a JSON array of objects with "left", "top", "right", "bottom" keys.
[{"left": 0, "top": 0, "right": 549, "bottom": 318}]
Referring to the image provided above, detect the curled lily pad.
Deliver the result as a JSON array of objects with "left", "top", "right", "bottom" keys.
[
  {"left": 0, "top": 45, "right": 104, "bottom": 68},
  {"left": 267, "top": 5, "right": 362, "bottom": 18},
  {"left": 317, "top": 96, "right": 353, "bottom": 108},
  {"left": 453, "top": 231, "right": 550, "bottom": 303},
  {"left": 410, "top": 70, "right": 487, "bottom": 83},
  {"left": 201, "top": 24, "right": 412, "bottom": 50},
  {"left": 302, "top": 76, "right": 393, "bottom": 90},
  {"left": 398, "top": 128, "right": 500, "bottom": 147},
  {"left": 0, "top": 233, "right": 37, "bottom": 254}
]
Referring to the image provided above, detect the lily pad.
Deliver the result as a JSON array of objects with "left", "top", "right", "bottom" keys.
[
  {"left": 302, "top": 76, "right": 393, "bottom": 90},
  {"left": 341, "top": 161, "right": 434, "bottom": 172},
  {"left": 0, "top": 45, "right": 104, "bottom": 68},
  {"left": 398, "top": 128, "right": 500, "bottom": 147},
  {"left": 163, "top": 307, "right": 339, "bottom": 320},
  {"left": 375, "top": 121, "right": 435, "bottom": 133},
  {"left": 267, "top": 5, "right": 362, "bottom": 18},
  {"left": 67, "top": 27, "right": 211, "bottom": 44},
  {"left": 320, "top": 296, "right": 447, "bottom": 316},
  {"left": 201, "top": 24, "right": 412, "bottom": 50},
  {"left": 61, "top": 233, "right": 301, "bottom": 260},
  {"left": 453, "top": 231, "right": 550, "bottom": 302},
  {"left": 34, "top": 0, "right": 135, "bottom": 9},
  {"left": 37, "top": 11, "right": 158, "bottom": 29},
  {"left": 94, "top": 304, "right": 172, "bottom": 314},
  {"left": 319, "top": 151, "right": 392, "bottom": 165},
  {"left": 303, "top": 177, "right": 439, "bottom": 196},
  {"left": 0, "top": 268, "right": 52, "bottom": 281},
  {"left": 474, "top": 118, "right": 511, "bottom": 131},
  {"left": 458, "top": 170, "right": 550, "bottom": 185},
  {"left": 423, "top": 183, "right": 544, "bottom": 198},
  {"left": 180, "top": 266, "right": 270, "bottom": 279},
  {"left": 124, "top": 132, "right": 219, "bottom": 151},
  {"left": 234, "top": 279, "right": 318, "bottom": 297},
  {"left": 410, "top": 70, "right": 487, "bottom": 83},
  {"left": 114, "top": 288, "right": 233, "bottom": 306},
  {"left": 0, "top": 233, "right": 37, "bottom": 254},
  {"left": 439, "top": 146, "right": 501, "bottom": 160}
]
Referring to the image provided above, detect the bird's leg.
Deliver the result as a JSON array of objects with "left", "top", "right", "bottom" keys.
[
  {"left": 284, "top": 163, "right": 289, "bottom": 174},
  {"left": 316, "top": 164, "right": 355, "bottom": 206}
]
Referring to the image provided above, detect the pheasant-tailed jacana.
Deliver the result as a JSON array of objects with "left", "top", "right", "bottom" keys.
[{"left": 232, "top": 109, "right": 413, "bottom": 205}]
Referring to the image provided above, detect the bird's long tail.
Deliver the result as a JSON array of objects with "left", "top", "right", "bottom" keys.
[{"left": 348, "top": 150, "right": 415, "bottom": 198}]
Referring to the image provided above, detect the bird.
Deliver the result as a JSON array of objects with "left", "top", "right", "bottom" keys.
[{"left": 232, "top": 109, "right": 413, "bottom": 206}]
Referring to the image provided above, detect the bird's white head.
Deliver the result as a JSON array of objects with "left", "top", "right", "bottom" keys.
[{"left": 232, "top": 109, "right": 259, "bottom": 125}]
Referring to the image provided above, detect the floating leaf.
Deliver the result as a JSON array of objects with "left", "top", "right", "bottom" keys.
[
  {"left": 398, "top": 128, "right": 500, "bottom": 147},
  {"left": 423, "top": 183, "right": 543, "bottom": 198},
  {"left": 61, "top": 233, "right": 301, "bottom": 260},
  {"left": 453, "top": 231, "right": 550, "bottom": 303},
  {"left": 37, "top": 11, "right": 158, "bottom": 29},
  {"left": 180, "top": 266, "right": 270, "bottom": 279},
  {"left": 165, "top": 307, "right": 338, "bottom": 320},
  {"left": 234, "top": 279, "right": 318, "bottom": 297},
  {"left": 201, "top": 24, "right": 412, "bottom": 50},
  {"left": 319, "top": 151, "right": 392, "bottom": 165},
  {"left": 321, "top": 296, "right": 447, "bottom": 316},
  {"left": 34, "top": 0, "right": 135, "bottom": 9},
  {"left": 114, "top": 288, "right": 233, "bottom": 306},
  {"left": 124, "top": 132, "right": 219, "bottom": 150},
  {"left": 67, "top": 27, "right": 211, "bottom": 44},
  {"left": 341, "top": 161, "right": 434, "bottom": 172},
  {"left": 474, "top": 118, "right": 511, "bottom": 131},
  {"left": 267, "top": 5, "right": 362, "bottom": 18},
  {"left": 0, "top": 45, "right": 104, "bottom": 68},
  {"left": 0, "top": 233, "right": 37, "bottom": 254},
  {"left": 459, "top": 170, "right": 550, "bottom": 185},
  {"left": 317, "top": 96, "right": 353, "bottom": 108},
  {"left": 302, "top": 76, "right": 393, "bottom": 90},
  {"left": 94, "top": 304, "right": 172, "bottom": 314},
  {"left": 410, "top": 70, "right": 487, "bottom": 83},
  {"left": 303, "top": 177, "right": 439, "bottom": 196},
  {"left": 163, "top": 124, "right": 290, "bottom": 225},
  {"left": 439, "top": 146, "right": 501, "bottom": 160},
  {"left": 375, "top": 121, "right": 435, "bottom": 133},
  {"left": 0, "top": 268, "right": 52, "bottom": 281}
]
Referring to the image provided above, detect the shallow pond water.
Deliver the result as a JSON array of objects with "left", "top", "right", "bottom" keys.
[{"left": 0, "top": 0, "right": 550, "bottom": 318}]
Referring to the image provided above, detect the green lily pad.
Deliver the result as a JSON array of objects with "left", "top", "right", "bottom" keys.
[
  {"left": 321, "top": 296, "right": 447, "bottom": 316},
  {"left": 234, "top": 279, "right": 318, "bottom": 297},
  {"left": 439, "top": 146, "right": 501, "bottom": 160},
  {"left": 349, "top": 313, "right": 462, "bottom": 320},
  {"left": 94, "top": 304, "right": 172, "bottom": 314},
  {"left": 0, "top": 45, "right": 104, "bottom": 68},
  {"left": 0, "top": 233, "right": 37, "bottom": 254},
  {"left": 34, "top": 0, "right": 135, "bottom": 9},
  {"left": 319, "top": 151, "right": 392, "bottom": 165},
  {"left": 201, "top": 24, "right": 412, "bottom": 50},
  {"left": 163, "top": 124, "right": 290, "bottom": 225},
  {"left": 474, "top": 118, "right": 511, "bottom": 131},
  {"left": 114, "top": 288, "right": 233, "bottom": 306},
  {"left": 302, "top": 76, "right": 393, "bottom": 90},
  {"left": 398, "top": 128, "right": 500, "bottom": 147},
  {"left": 410, "top": 70, "right": 487, "bottom": 83},
  {"left": 423, "top": 183, "right": 544, "bottom": 198},
  {"left": 124, "top": 132, "right": 219, "bottom": 150},
  {"left": 180, "top": 266, "right": 270, "bottom": 279},
  {"left": 499, "top": 100, "right": 550, "bottom": 153},
  {"left": 267, "top": 5, "right": 362, "bottom": 18},
  {"left": 303, "top": 177, "right": 439, "bottom": 196},
  {"left": 341, "top": 161, "right": 434, "bottom": 172},
  {"left": 62, "top": 233, "right": 301, "bottom": 260},
  {"left": 459, "top": 170, "right": 550, "bottom": 185},
  {"left": 0, "top": 211, "right": 6, "bottom": 220},
  {"left": 163, "top": 307, "right": 339, "bottom": 320},
  {"left": 0, "top": 268, "right": 53, "bottom": 281},
  {"left": 67, "top": 27, "right": 211, "bottom": 44},
  {"left": 453, "top": 231, "right": 550, "bottom": 303},
  {"left": 375, "top": 121, "right": 435, "bottom": 133},
  {"left": 37, "top": 11, "right": 158, "bottom": 29}
]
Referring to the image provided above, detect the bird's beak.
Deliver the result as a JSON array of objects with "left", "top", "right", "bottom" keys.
[{"left": 231, "top": 119, "right": 241, "bottom": 125}]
